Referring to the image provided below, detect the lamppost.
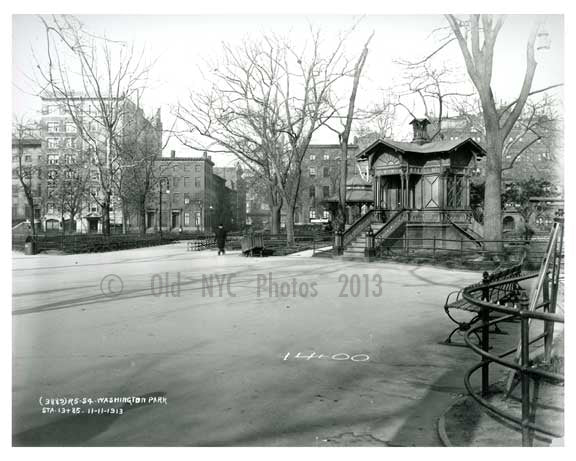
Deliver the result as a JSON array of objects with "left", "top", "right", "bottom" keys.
[
  {"left": 158, "top": 177, "right": 170, "bottom": 239},
  {"left": 195, "top": 200, "right": 202, "bottom": 232}
]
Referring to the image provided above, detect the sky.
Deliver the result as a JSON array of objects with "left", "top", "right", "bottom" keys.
[{"left": 12, "top": 14, "right": 564, "bottom": 167}]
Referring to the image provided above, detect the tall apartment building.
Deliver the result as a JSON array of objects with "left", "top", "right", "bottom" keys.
[{"left": 16, "top": 93, "right": 163, "bottom": 233}]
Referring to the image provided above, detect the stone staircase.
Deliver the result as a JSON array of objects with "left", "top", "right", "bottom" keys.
[{"left": 342, "top": 223, "right": 385, "bottom": 258}]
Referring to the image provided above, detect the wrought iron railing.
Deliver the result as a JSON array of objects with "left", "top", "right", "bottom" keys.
[
  {"left": 460, "top": 216, "right": 564, "bottom": 446},
  {"left": 373, "top": 209, "right": 408, "bottom": 253},
  {"left": 342, "top": 209, "right": 380, "bottom": 247}
]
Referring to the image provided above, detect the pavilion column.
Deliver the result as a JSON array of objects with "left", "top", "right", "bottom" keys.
[
  {"left": 375, "top": 175, "right": 381, "bottom": 209},
  {"left": 400, "top": 173, "right": 405, "bottom": 208},
  {"left": 406, "top": 172, "right": 410, "bottom": 209}
]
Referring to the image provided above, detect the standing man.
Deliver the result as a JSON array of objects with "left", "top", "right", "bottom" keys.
[{"left": 215, "top": 223, "right": 227, "bottom": 255}]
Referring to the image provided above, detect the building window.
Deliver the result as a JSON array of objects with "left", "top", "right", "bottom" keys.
[
  {"left": 323, "top": 153, "right": 330, "bottom": 160},
  {"left": 48, "top": 154, "right": 59, "bottom": 165},
  {"left": 322, "top": 186, "right": 330, "bottom": 198},
  {"left": 184, "top": 212, "right": 190, "bottom": 226},
  {"left": 195, "top": 212, "right": 201, "bottom": 227},
  {"left": 323, "top": 210, "right": 330, "bottom": 219},
  {"left": 310, "top": 154, "right": 316, "bottom": 161},
  {"left": 309, "top": 209, "right": 316, "bottom": 219},
  {"left": 173, "top": 193, "right": 180, "bottom": 203},
  {"left": 195, "top": 164, "right": 201, "bottom": 172},
  {"left": 47, "top": 121, "right": 60, "bottom": 133},
  {"left": 184, "top": 196, "right": 190, "bottom": 205},
  {"left": 309, "top": 186, "right": 315, "bottom": 198},
  {"left": 309, "top": 167, "right": 316, "bottom": 177},
  {"left": 65, "top": 138, "right": 73, "bottom": 148},
  {"left": 195, "top": 177, "right": 201, "bottom": 188},
  {"left": 173, "top": 177, "right": 180, "bottom": 188},
  {"left": 323, "top": 167, "right": 329, "bottom": 177},
  {"left": 24, "top": 155, "right": 31, "bottom": 163},
  {"left": 66, "top": 123, "right": 77, "bottom": 133},
  {"left": 183, "top": 177, "right": 189, "bottom": 187},
  {"left": 47, "top": 138, "right": 59, "bottom": 149}
]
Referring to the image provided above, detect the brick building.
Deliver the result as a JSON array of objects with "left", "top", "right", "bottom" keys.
[
  {"left": 11, "top": 134, "right": 43, "bottom": 228},
  {"left": 142, "top": 152, "right": 245, "bottom": 233},
  {"left": 439, "top": 114, "right": 562, "bottom": 185},
  {"left": 296, "top": 144, "right": 359, "bottom": 223},
  {"left": 244, "top": 143, "right": 364, "bottom": 229},
  {"left": 214, "top": 165, "right": 246, "bottom": 230}
]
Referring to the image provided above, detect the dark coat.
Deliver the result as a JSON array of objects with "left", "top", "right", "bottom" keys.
[{"left": 215, "top": 227, "right": 227, "bottom": 247}]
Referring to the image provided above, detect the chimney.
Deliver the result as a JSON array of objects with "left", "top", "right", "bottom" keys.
[
  {"left": 170, "top": 150, "right": 176, "bottom": 158},
  {"left": 410, "top": 118, "right": 431, "bottom": 144}
]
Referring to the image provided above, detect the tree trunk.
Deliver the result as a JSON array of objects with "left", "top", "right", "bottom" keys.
[
  {"left": 101, "top": 198, "right": 111, "bottom": 236},
  {"left": 338, "top": 140, "right": 348, "bottom": 232},
  {"left": 270, "top": 205, "right": 281, "bottom": 235},
  {"left": 26, "top": 195, "right": 37, "bottom": 238},
  {"left": 285, "top": 202, "right": 296, "bottom": 245},
  {"left": 121, "top": 200, "right": 128, "bottom": 234},
  {"left": 70, "top": 213, "right": 76, "bottom": 233},
  {"left": 139, "top": 204, "right": 147, "bottom": 236},
  {"left": 483, "top": 129, "right": 504, "bottom": 252}
]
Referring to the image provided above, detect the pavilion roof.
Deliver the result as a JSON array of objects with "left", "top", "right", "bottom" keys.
[{"left": 356, "top": 137, "right": 486, "bottom": 159}]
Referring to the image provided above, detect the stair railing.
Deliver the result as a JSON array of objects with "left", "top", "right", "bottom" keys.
[
  {"left": 342, "top": 209, "right": 382, "bottom": 248},
  {"left": 373, "top": 209, "right": 408, "bottom": 249}
]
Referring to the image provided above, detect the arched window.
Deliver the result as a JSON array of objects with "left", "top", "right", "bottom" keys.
[{"left": 503, "top": 216, "right": 515, "bottom": 232}]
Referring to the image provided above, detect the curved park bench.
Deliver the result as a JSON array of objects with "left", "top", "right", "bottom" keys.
[{"left": 441, "top": 259, "right": 526, "bottom": 347}]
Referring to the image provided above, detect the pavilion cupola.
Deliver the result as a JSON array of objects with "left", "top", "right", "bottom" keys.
[{"left": 409, "top": 118, "right": 431, "bottom": 144}]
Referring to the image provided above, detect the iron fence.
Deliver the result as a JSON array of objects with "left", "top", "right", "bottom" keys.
[
  {"left": 369, "top": 236, "right": 548, "bottom": 268},
  {"left": 461, "top": 218, "right": 564, "bottom": 446}
]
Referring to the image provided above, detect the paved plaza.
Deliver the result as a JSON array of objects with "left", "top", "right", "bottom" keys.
[{"left": 13, "top": 243, "right": 504, "bottom": 446}]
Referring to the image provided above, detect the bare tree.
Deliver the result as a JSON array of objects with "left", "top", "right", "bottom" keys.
[
  {"left": 453, "top": 94, "right": 559, "bottom": 178},
  {"left": 12, "top": 120, "right": 43, "bottom": 237},
  {"left": 325, "top": 32, "right": 374, "bottom": 230},
  {"left": 387, "top": 58, "right": 475, "bottom": 143},
  {"left": 445, "top": 14, "right": 562, "bottom": 248},
  {"left": 48, "top": 151, "right": 90, "bottom": 233},
  {"left": 174, "top": 30, "right": 354, "bottom": 243},
  {"left": 118, "top": 109, "right": 172, "bottom": 235},
  {"left": 33, "top": 15, "right": 153, "bottom": 235},
  {"left": 355, "top": 94, "right": 397, "bottom": 145}
]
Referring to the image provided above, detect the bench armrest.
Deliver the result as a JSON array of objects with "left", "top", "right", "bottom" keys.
[{"left": 444, "top": 290, "right": 462, "bottom": 307}]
